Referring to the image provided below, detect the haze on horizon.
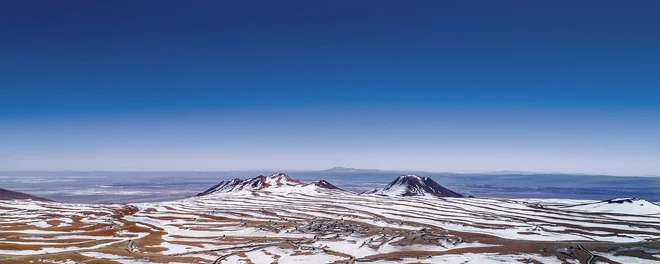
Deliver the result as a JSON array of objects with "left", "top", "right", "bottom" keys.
[{"left": 1, "top": 1, "right": 659, "bottom": 176}]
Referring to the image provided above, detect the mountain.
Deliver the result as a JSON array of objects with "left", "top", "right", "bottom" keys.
[
  {"left": 363, "top": 175, "right": 463, "bottom": 198},
  {"left": 197, "top": 173, "right": 343, "bottom": 196},
  {"left": 0, "top": 188, "right": 53, "bottom": 202}
]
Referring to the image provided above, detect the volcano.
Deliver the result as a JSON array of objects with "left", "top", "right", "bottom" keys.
[
  {"left": 197, "top": 173, "right": 343, "bottom": 196},
  {"left": 362, "top": 175, "right": 463, "bottom": 198}
]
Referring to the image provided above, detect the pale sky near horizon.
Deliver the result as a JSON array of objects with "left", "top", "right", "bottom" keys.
[{"left": 1, "top": 1, "right": 659, "bottom": 176}]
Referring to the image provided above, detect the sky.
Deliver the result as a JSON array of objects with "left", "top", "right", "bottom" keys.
[{"left": 1, "top": 1, "right": 659, "bottom": 175}]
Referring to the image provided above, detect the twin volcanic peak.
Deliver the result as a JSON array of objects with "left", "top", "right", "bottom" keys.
[
  {"left": 196, "top": 173, "right": 341, "bottom": 196},
  {"left": 197, "top": 173, "right": 462, "bottom": 198},
  {"left": 362, "top": 174, "right": 464, "bottom": 198}
]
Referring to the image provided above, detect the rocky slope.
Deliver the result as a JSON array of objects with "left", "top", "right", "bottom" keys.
[{"left": 0, "top": 188, "right": 53, "bottom": 202}]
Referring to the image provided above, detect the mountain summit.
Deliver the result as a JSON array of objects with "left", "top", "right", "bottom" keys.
[
  {"left": 197, "top": 173, "right": 342, "bottom": 196},
  {"left": 363, "top": 175, "right": 463, "bottom": 198}
]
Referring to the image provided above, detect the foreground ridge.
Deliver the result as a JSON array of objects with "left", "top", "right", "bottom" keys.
[
  {"left": 0, "top": 188, "right": 53, "bottom": 202},
  {"left": 197, "top": 173, "right": 344, "bottom": 196},
  {"left": 1, "top": 190, "right": 659, "bottom": 263},
  {"left": 1, "top": 173, "right": 659, "bottom": 263}
]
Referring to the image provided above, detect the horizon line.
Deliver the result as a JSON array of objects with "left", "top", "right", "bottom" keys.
[{"left": 0, "top": 167, "right": 656, "bottom": 177}]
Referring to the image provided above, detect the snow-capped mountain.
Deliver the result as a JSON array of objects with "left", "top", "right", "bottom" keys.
[
  {"left": 197, "top": 173, "right": 342, "bottom": 196},
  {"left": 362, "top": 175, "right": 463, "bottom": 198}
]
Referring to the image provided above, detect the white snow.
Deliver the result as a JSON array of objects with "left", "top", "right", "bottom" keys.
[
  {"left": 2, "top": 180, "right": 659, "bottom": 264},
  {"left": 365, "top": 253, "right": 568, "bottom": 264},
  {"left": 30, "top": 221, "right": 51, "bottom": 228},
  {"left": 562, "top": 198, "right": 660, "bottom": 215}
]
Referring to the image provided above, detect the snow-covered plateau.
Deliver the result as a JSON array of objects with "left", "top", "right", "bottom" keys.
[{"left": 1, "top": 173, "right": 659, "bottom": 263}]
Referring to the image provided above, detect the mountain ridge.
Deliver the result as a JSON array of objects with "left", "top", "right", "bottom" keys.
[
  {"left": 197, "top": 173, "right": 344, "bottom": 196},
  {"left": 0, "top": 188, "right": 53, "bottom": 202}
]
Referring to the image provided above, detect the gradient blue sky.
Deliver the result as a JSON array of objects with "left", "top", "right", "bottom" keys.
[{"left": 1, "top": 1, "right": 659, "bottom": 175}]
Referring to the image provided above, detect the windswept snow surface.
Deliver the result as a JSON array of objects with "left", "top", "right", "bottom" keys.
[
  {"left": 556, "top": 198, "right": 660, "bottom": 215},
  {"left": 1, "top": 181, "right": 659, "bottom": 263}
]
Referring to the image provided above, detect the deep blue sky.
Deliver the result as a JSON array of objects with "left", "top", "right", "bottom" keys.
[{"left": 1, "top": 1, "right": 659, "bottom": 175}]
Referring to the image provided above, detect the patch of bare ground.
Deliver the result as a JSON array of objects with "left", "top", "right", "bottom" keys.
[
  {"left": 195, "top": 214, "right": 236, "bottom": 221},
  {"left": 102, "top": 249, "right": 212, "bottom": 263},
  {"left": 0, "top": 238, "right": 121, "bottom": 251},
  {"left": 129, "top": 220, "right": 164, "bottom": 231},
  {"left": 41, "top": 213, "right": 67, "bottom": 218},
  {"left": 79, "top": 211, "right": 111, "bottom": 217},
  {"left": 588, "top": 256, "right": 619, "bottom": 264},
  {"left": 0, "top": 251, "right": 100, "bottom": 264},
  {"left": 119, "top": 221, "right": 167, "bottom": 253},
  {"left": 0, "top": 223, "right": 37, "bottom": 231},
  {"left": 95, "top": 251, "right": 211, "bottom": 263},
  {"left": 2, "top": 221, "right": 91, "bottom": 236},
  {"left": 145, "top": 215, "right": 197, "bottom": 221},
  {"left": 0, "top": 237, "right": 92, "bottom": 244},
  {"left": 259, "top": 209, "right": 278, "bottom": 216},
  {"left": 114, "top": 205, "right": 139, "bottom": 216},
  {"left": 290, "top": 251, "right": 314, "bottom": 256},
  {"left": 84, "top": 260, "right": 123, "bottom": 264},
  {"left": 46, "top": 219, "right": 63, "bottom": 227},
  {"left": 162, "top": 240, "right": 226, "bottom": 248},
  {"left": 144, "top": 208, "right": 158, "bottom": 213},
  {"left": 1, "top": 246, "right": 210, "bottom": 264}
]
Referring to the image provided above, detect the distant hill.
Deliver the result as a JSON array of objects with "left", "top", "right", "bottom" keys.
[{"left": 0, "top": 188, "right": 53, "bottom": 202}]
